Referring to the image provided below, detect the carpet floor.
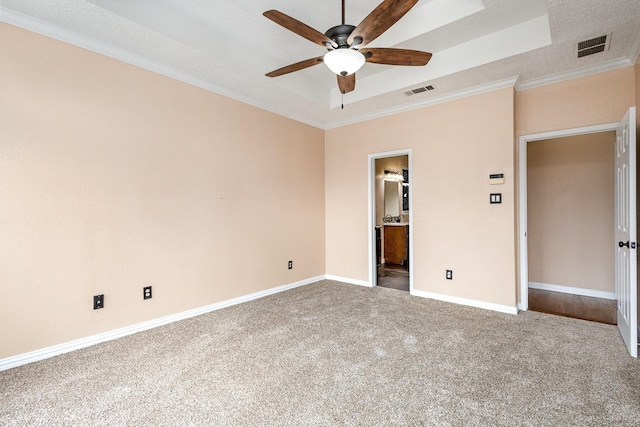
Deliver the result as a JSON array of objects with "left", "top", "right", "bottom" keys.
[{"left": 1, "top": 280, "right": 639, "bottom": 426}]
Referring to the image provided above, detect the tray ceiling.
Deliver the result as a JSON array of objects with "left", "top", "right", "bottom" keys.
[{"left": 2, "top": 0, "right": 639, "bottom": 128}]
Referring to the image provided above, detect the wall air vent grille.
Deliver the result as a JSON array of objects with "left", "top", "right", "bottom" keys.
[
  {"left": 404, "top": 85, "right": 435, "bottom": 96},
  {"left": 575, "top": 33, "right": 610, "bottom": 58}
]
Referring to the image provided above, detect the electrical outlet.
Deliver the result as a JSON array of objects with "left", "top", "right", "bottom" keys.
[
  {"left": 288, "top": 260, "right": 293, "bottom": 270},
  {"left": 143, "top": 286, "right": 152, "bottom": 300},
  {"left": 93, "top": 294, "right": 104, "bottom": 310},
  {"left": 446, "top": 270, "right": 453, "bottom": 280}
]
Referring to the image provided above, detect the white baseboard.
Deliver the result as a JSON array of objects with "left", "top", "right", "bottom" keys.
[
  {"left": 528, "top": 281, "right": 616, "bottom": 300},
  {"left": 324, "top": 275, "right": 372, "bottom": 287},
  {"left": 0, "top": 276, "right": 324, "bottom": 372},
  {"left": 325, "top": 276, "right": 517, "bottom": 315},
  {"left": 411, "top": 290, "right": 518, "bottom": 315}
]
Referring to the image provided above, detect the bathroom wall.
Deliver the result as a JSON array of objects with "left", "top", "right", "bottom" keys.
[{"left": 375, "top": 156, "right": 408, "bottom": 226}]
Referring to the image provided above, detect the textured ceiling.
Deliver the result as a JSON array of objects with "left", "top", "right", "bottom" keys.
[{"left": 2, "top": 0, "right": 639, "bottom": 129}]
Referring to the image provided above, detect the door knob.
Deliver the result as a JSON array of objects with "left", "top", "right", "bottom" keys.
[{"left": 619, "top": 241, "right": 630, "bottom": 248}]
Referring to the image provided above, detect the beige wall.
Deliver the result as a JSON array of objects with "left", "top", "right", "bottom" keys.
[
  {"left": 0, "top": 24, "right": 326, "bottom": 359},
  {"left": 3, "top": 20, "right": 638, "bottom": 361},
  {"left": 326, "top": 88, "right": 517, "bottom": 307},
  {"left": 636, "top": 55, "right": 640, "bottom": 130},
  {"left": 516, "top": 67, "right": 636, "bottom": 136},
  {"left": 515, "top": 66, "right": 636, "bottom": 304},
  {"left": 527, "top": 133, "right": 615, "bottom": 292}
]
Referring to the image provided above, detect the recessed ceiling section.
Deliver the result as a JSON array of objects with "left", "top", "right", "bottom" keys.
[
  {"left": 332, "top": 14, "right": 552, "bottom": 108},
  {"left": 369, "top": 0, "right": 485, "bottom": 48},
  {"left": 1, "top": 0, "right": 638, "bottom": 129},
  {"left": 85, "top": 0, "right": 263, "bottom": 76}
]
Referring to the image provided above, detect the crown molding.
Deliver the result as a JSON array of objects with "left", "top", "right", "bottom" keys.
[
  {"left": 0, "top": 8, "right": 325, "bottom": 130},
  {"left": 325, "top": 76, "right": 520, "bottom": 130},
  {"left": 516, "top": 57, "right": 634, "bottom": 92}
]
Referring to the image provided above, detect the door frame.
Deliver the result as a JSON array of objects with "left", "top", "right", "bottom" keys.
[
  {"left": 368, "top": 149, "right": 414, "bottom": 291},
  {"left": 518, "top": 122, "right": 618, "bottom": 310}
]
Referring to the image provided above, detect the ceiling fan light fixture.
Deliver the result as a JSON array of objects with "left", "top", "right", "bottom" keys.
[{"left": 323, "top": 48, "right": 365, "bottom": 76}]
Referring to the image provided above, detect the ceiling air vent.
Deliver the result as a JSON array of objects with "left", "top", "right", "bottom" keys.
[
  {"left": 405, "top": 85, "right": 435, "bottom": 96},
  {"left": 575, "top": 33, "right": 610, "bottom": 58}
]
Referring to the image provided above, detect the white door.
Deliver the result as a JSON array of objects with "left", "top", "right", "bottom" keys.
[{"left": 615, "top": 107, "right": 637, "bottom": 358}]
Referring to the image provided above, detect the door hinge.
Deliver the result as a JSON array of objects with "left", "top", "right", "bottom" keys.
[{"left": 632, "top": 242, "right": 637, "bottom": 249}]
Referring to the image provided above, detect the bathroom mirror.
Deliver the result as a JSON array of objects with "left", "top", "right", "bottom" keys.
[{"left": 384, "top": 180, "right": 400, "bottom": 217}]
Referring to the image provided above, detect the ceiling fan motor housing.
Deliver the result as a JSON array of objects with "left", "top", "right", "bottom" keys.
[{"left": 324, "top": 25, "right": 356, "bottom": 48}]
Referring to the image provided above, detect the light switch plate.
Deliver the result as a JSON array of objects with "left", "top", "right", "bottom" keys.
[{"left": 490, "top": 193, "right": 502, "bottom": 204}]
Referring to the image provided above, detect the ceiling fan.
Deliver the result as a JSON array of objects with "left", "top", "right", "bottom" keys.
[{"left": 263, "top": 0, "right": 432, "bottom": 96}]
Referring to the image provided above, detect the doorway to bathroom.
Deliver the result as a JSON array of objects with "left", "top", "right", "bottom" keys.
[{"left": 369, "top": 150, "right": 412, "bottom": 292}]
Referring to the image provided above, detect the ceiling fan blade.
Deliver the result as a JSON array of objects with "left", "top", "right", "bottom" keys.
[
  {"left": 337, "top": 73, "right": 356, "bottom": 94},
  {"left": 266, "top": 56, "right": 324, "bottom": 77},
  {"left": 264, "top": 10, "right": 337, "bottom": 48},
  {"left": 347, "top": 0, "right": 419, "bottom": 47},
  {"left": 361, "top": 48, "right": 432, "bottom": 66}
]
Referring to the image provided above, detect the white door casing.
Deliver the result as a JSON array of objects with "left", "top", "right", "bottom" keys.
[
  {"left": 368, "top": 150, "right": 413, "bottom": 292},
  {"left": 614, "top": 107, "right": 637, "bottom": 358},
  {"left": 518, "top": 122, "right": 619, "bottom": 311}
]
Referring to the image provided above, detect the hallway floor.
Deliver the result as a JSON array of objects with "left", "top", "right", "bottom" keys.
[{"left": 528, "top": 288, "right": 617, "bottom": 325}]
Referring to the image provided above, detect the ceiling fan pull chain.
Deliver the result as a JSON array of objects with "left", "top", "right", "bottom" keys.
[{"left": 341, "top": 92, "right": 344, "bottom": 110}]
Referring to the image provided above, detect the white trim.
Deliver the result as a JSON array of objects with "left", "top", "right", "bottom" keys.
[
  {"left": 325, "top": 275, "right": 372, "bottom": 288},
  {"left": 516, "top": 58, "right": 633, "bottom": 92},
  {"left": 519, "top": 133, "right": 529, "bottom": 311},
  {"left": 0, "top": 8, "right": 325, "bottom": 130},
  {"left": 411, "top": 290, "right": 518, "bottom": 315},
  {"left": 0, "top": 276, "right": 323, "bottom": 372},
  {"left": 326, "top": 77, "right": 519, "bottom": 130},
  {"left": 528, "top": 281, "right": 616, "bottom": 300},
  {"left": 520, "top": 123, "right": 619, "bottom": 143},
  {"left": 368, "top": 150, "right": 414, "bottom": 292},
  {"left": 518, "top": 122, "right": 619, "bottom": 311}
]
